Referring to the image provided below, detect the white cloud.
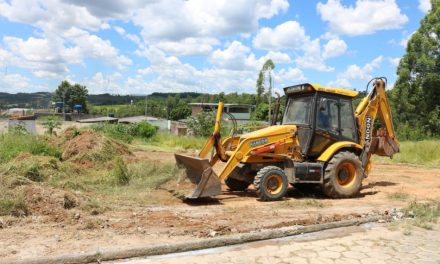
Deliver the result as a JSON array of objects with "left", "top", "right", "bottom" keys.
[
  {"left": 83, "top": 72, "right": 123, "bottom": 94},
  {"left": 0, "top": 0, "right": 105, "bottom": 33},
  {"left": 3, "top": 36, "right": 74, "bottom": 78},
  {"left": 295, "top": 39, "right": 334, "bottom": 72},
  {"left": 322, "top": 37, "right": 347, "bottom": 59},
  {"left": 260, "top": 51, "right": 292, "bottom": 64},
  {"left": 156, "top": 37, "right": 219, "bottom": 56},
  {"left": 418, "top": 0, "right": 431, "bottom": 13},
  {"left": 329, "top": 56, "right": 383, "bottom": 88},
  {"left": 253, "top": 21, "right": 308, "bottom": 50},
  {"left": 276, "top": 67, "right": 306, "bottom": 86},
  {"left": 210, "top": 41, "right": 257, "bottom": 70},
  {"left": 132, "top": 0, "right": 289, "bottom": 42},
  {"left": 389, "top": 57, "right": 400, "bottom": 67},
  {"left": 63, "top": 28, "right": 132, "bottom": 70},
  {"left": 0, "top": 73, "right": 48, "bottom": 93},
  {"left": 317, "top": 0, "right": 408, "bottom": 36}
]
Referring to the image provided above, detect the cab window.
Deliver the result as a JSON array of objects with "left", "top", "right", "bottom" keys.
[
  {"left": 282, "top": 96, "right": 313, "bottom": 125},
  {"left": 340, "top": 100, "right": 357, "bottom": 141},
  {"left": 316, "top": 98, "right": 339, "bottom": 135}
]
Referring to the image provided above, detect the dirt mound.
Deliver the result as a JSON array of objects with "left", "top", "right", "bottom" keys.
[
  {"left": 23, "top": 184, "right": 81, "bottom": 221},
  {"left": 62, "top": 131, "right": 131, "bottom": 166}
]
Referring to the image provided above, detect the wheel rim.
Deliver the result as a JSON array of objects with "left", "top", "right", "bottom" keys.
[
  {"left": 265, "top": 174, "right": 283, "bottom": 195},
  {"left": 336, "top": 162, "right": 356, "bottom": 187}
]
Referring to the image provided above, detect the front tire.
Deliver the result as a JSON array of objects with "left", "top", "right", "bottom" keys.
[
  {"left": 254, "top": 166, "right": 288, "bottom": 201},
  {"left": 322, "top": 151, "right": 363, "bottom": 198}
]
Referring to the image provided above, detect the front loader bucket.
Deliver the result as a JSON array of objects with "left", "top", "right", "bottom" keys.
[{"left": 174, "top": 153, "right": 222, "bottom": 199}]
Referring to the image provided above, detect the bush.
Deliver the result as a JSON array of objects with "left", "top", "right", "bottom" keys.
[
  {"left": 186, "top": 111, "right": 215, "bottom": 137},
  {"left": 91, "top": 122, "right": 158, "bottom": 143},
  {"left": 135, "top": 122, "right": 159, "bottom": 138},
  {"left": 41, "top": 116, "right": 62, "bottom": 135}
]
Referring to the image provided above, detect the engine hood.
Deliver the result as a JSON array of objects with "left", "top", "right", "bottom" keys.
[{"left": 239, "top": 124, "right": 297, "bottom": 140}]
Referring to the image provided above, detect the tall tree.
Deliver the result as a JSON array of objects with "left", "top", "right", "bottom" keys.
[
  {"left": 256, "top": 59, "right": 275, "bottom": 103},
  {"left": 392, "top": 0, "right": 440, "bottom": 137},
  {"left": 53, "top": 80, "right": 89, "bottom": 113}
]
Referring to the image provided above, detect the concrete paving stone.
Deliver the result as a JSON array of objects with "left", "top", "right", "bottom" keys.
[
  {"left": 342, "top": 251, "right": 368, "bottom": 260},
  {"left": 349, "top": 245, "right": 372, "bottom": 253},
  {"left": 411, "top": 259, "right": 439, "bottom": 264},
  {"left": 295, "top": 249, "right": 318, "bottom": 258},
  {"left": 395, "top": 244, "right": 422, "bottom": 254},
  {"left": 309, "top": 258, "right": 335, "bottom": 264},
  {"left": 318, "top": 250, "right": 341, "bottom": 259},
  {"left": 326, "top": 245, "right": 348, "bottom": 252},
  {"left": 360, "top": 257, "right": 387, "bottom": 264},
  {"left": 280, "top": 256, "right": 308, "bottom": 264},
  {"left": 365, "top": 251, "right": 392, "bottom": 260},
  {"left": 333, "top": 257, "right": 361, "bottom": 264}
]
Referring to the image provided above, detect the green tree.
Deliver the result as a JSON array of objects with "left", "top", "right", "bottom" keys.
[
  {"left": 256, "top": 59, "right": 275, "bottom": 103},
  {"left": 53, "top": 80, "right": 89, "bottom": 113},
  {"left": 392, "top": 0, "right": 440, "bottom": 138},
  {"left": 169, "top": 104, "right": 191, "bottom": 121}
]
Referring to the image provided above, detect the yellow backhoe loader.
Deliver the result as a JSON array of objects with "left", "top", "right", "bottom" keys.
[{"left": 175, "top": 77, "right": 399, "bottom": 201}]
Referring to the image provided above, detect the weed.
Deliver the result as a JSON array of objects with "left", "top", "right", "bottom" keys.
[
  {"left": 91, "top": 122, "right": 158, "bottom": 143},
  {"left": 112, "top": 158, "right": 130, "bottom": 186},
  {"left": 403, "top": 200, "right": 440, "bottom": 229},
  {"left": 0, "top": 190, "right": 29, "bottom": 217},
  {"left": 387, "top": 191, "right": 410, "bottom": 201},
  {"left": 284, "top": 199, "right": 326, "bottom": 208}
]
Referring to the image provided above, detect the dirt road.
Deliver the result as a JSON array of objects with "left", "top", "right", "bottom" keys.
[{"left": 1, "top": 154, "right": 439, "bottom": 262}]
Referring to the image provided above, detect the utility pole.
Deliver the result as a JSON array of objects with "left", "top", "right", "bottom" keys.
[
  {"left": 62, "top": 92, "right": 66, "bottom": 121},
  {"left": 268, "top": 70, "right": 272, "bottom": 125},
  {"left": 145, "top": 95, "right": 148, "bottom": 117}
]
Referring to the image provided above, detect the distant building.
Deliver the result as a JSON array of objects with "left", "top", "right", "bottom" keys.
[{"left": 188, "top": 103, "right": 255, "bottom": 121}]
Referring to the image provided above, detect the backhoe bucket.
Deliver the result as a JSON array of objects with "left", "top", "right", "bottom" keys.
[{"left": 174, "top": 153, "right": 222, "bottom": 199}]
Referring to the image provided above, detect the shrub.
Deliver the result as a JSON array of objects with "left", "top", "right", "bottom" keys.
[
  {"left": 41, "top": 116, "right": 62, "bottom": 135},
  {"left": 135, "top": 122, "right": 158, "bottom": 138},
  {"left": 186, "top": 111, "right": 215, "bottom": 137}
]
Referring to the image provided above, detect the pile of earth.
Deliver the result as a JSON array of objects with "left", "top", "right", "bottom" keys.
[{"left": 61, "top": 131, "right": 131, "bottom": 167}]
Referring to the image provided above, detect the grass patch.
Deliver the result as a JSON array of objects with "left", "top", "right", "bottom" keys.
[
  {"left": 91, "top": 122, "right": 158, "bottom": 143},
  {"left": 387, "top": 191, "right": 410, "bottom": 201},
  {"left": 0, "top": 133, "right": 61, "bottom": 163},
  {"left": 375, "top": 140, "right": 440, "bottom": 167},
  {"left": 283, "top": 199, "right": 326, "bottom": 208},
  {"left": 0, "top": 186, "right": 29, "bottom": 217},
  {"left": 403, "top": 200, "right": 440, "bottom": 230},
  {"left": 128, "top": 160, "right": 181, "bottom": 189},
  {"left": 136, "top": 132, "right": 206, "bottom": 152}
]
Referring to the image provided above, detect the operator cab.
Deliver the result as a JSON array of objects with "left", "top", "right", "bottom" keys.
[{"left": 282, "top": 83, "right": 359, "bottom": 159}]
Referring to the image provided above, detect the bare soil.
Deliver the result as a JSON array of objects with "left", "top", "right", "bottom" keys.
[{"left": 1, "top": 150, "right": 439, "bottom": 262}]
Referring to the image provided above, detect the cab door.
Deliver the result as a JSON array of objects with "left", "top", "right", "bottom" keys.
[{"left": 308, "top": 95, "right": 358, "bottom": 158}]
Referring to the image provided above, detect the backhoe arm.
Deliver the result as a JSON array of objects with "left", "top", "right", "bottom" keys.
[{"left": 355, "top": 78, "right": 400, "bottom": 170}]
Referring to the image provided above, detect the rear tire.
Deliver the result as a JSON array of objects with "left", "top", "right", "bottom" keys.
[
  {"left": 225, "top": 177, "right": 251, "bottom": 191},
  {"left": 254, "top": 166, "right": 288, "bottom": 201},
  {"left": 322, "top": 151, "right": 363, "bottom": 198}
]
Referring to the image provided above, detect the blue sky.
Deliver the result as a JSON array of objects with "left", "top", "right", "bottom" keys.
[{"left": 0, "top": 0, "right": 432, "bottom": 95}]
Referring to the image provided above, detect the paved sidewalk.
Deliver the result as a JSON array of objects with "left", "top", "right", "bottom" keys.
[{"left": 111, "top": 223, "right": 440, "bottom": 264}]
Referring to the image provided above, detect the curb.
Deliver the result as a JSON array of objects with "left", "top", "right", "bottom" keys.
[{"left": 6, "top": 215, "right": 390, "bottom": 264}]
